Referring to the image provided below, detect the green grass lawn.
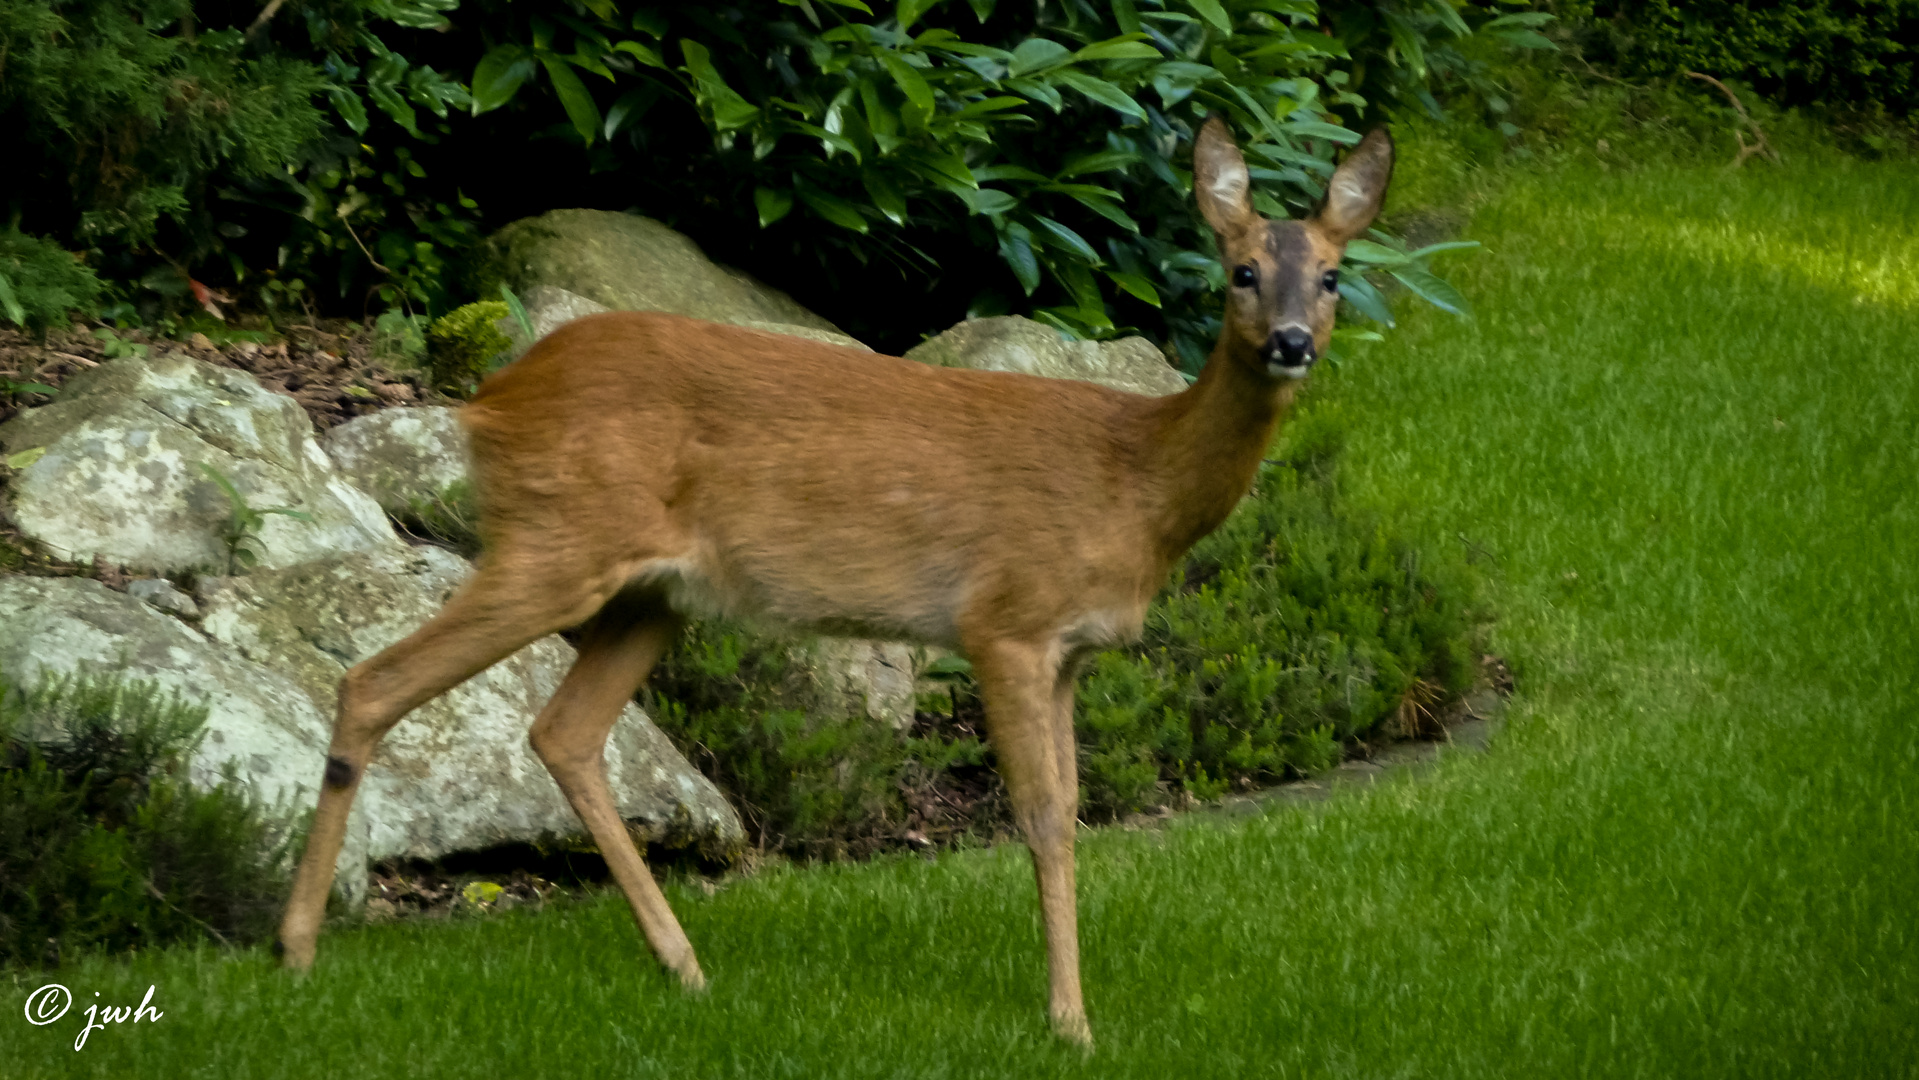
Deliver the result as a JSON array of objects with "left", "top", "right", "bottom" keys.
[{"left": 9, "top": 149, "right": 1916, "bottom": 1078}]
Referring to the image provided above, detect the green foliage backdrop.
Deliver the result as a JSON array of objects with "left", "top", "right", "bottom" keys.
[{"left": 1582, "top": 0, "right": 1917, "bottom": 114}]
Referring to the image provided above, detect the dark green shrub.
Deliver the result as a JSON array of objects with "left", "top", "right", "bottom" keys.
[
  {"left": 0, "top": 1, "right": 478, "bottom": 317},
  {"left": 0, "top": 671, "right": 292, "bottom": 967},
  {"left": 0, "top": 230, "right": 105, "bottom": 332},
  {"left": 1583, "top": 0, "right": 1917, "bottom": 113},
  {"left": 646, "top": 626, "right": 950, "bottom": 857},
  {"left": 448, "top": 0, "right": 1522, "bottom": 360}
]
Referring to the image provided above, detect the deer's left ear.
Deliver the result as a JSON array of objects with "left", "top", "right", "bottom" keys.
[{"left": 1317, "top": 128, "right": 1394, "bottom": 244}]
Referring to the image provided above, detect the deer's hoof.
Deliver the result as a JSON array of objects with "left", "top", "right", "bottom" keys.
[
  {"left": 675, "top": 960, "right": 708, "bottom": 994},
  {"left": 1051, "top": 1008, "right": 1093, "bottom": 1050}
]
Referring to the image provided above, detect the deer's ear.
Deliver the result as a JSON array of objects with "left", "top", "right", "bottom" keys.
[
  {"left": 1317, "top": 128, "right": 1394, "bottom": 244},
  {"left": 1193, "top": 117, "right": 1256, "bottom": 239}
]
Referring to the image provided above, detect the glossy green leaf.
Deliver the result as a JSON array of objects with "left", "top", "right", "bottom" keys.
[
  {"left": 541, "top": 55, "right": 602, "bottom": 144},
  {"left": 863, "top": 171, "right": 909, "bottom": 225},
  {"left": 897, "top": 0, "right": 940, "bottom": 30},
  {"left": 879, "top": 53, "right": 936, "bottom": 121},
  {"left": 1344, "top": 239, "right": 1409, "bottom": 266},
  {"left": 1486, "top": 27, "right": 1557, "bottom": 49},
  {"left": 1055, "top": 71, "right": 1146, "bottom": 119},
  {"left": 328, "top": 86, "right": 369, "bottom": 134},
  {"left": 755, "top": 186, "right": 795, "bottom": 226},
  {"left": 1051, "top": 184, "right": 1140, "bottom": 230},
  {"left": 998, "top": 223, "right": 1040, "bottom": 294},
  {"left": 1282, "top": 119, "right": 1361, "bottom": 144},
  {"left": 1389, "top": 265, "right": 1472, "bottom": 317},
  {"left": 682, "top": 41, "right": 762, "bottom": 131},
  {"left": 798, "top": 185, "right": 871, "bottom": 232},
  {"left": 604, "top": 86, "right": 659, "bottom": 139},
  {"left": 1427, "top": 0, "right": 1472, "bottom": 38},
  {"left": 1184, "top": 0, "right": 1232, "bottom": 33},
  {"left": 368, "top": 81, "right": 420, "bottom": 136},
  {"left": 471, "top": 46, "right": 535, "bottom": 114},
  {"left": 973, "top": 163, "right": 1050, "bottom": 183},
  {"left": 1337, "top": 275, "right": 1395, "bottom": 326},
  {"left": 1106, "top": 270, "right": 1161, "bottom": 306},
  {"left": 1075, "top": 37, "right": 1161, "bottom": 62},
  {"left": 1482, "top": 11, "right": 1557, "bottom": 28},
  {"left": 1005, "top": 77, "right": 1064, "bottom": 112},
  {"left": 1405, "top": 240, "right": 1482, "bottom": 259},
  {"left": 965, "top": 188, "right": 1018, "bottom": 215},
  {"left": 1029, "top": 215, "right": 1101, "bottom": 263},
  {"left": 613, "top": 40, "right": 666, "bottom": 68},
  {"left": 1383, "top": 10, "right": 1427, "bottom": 79},
  {"left": 1008, "top": 38, "right": 1074, "bottom": 77},
  {"left": 1058, "top": 149, "right": 1141, "bottom": 177},
  {"left": 0, "top": 273, "right": 25, "bottom": 326}
]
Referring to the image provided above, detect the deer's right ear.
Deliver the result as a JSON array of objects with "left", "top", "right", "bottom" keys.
[{"left": 1193, "top": 117, "right": 1256, "bottom": 239}]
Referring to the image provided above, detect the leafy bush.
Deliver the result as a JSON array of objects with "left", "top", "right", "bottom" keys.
[
  {"left": 1582, "top": 0, "right": 1917, "bottom": 114},
  {"left": 0, "top": 230, "right": 106, "bottom": 333},
  {"left": 426, "top": 300, "right": 513, "bottom": 391},
  {"left": 453, "top": 0, "right": 1527, "bottom": 361},
  {"left": 0, "top": 0, "right": 479, "bottom": 319},
  {"left": 644, "top": 404, "right": 1477, "bottom": 854},
  {"left": 0, "top": 671, "right": 292, "bottom": 966}
]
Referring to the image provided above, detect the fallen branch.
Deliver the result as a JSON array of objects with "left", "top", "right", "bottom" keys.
[
  {"left": 245, "top": 0, "right": 289, "bottom": 40},
  {"left": 1685, "top": 71, "right": 1780, "bottom": 167}
]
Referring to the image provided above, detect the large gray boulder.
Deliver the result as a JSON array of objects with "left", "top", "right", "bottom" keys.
[
  {"left": 0, "top": 354, "right": 398, "bottom": 573},
  {"left": 499, "top": 285, "right": 868, "bottom": 360},
  {"left": 0, "top": 576, "right": 368, "bottom": 898},
  {"left": 788, "top": 639, "right": 921, "bottom": 731},
  {"left": 323, "top": 406, "right": 471, "bottom": 516},
  {"left": 905, "top": 316, "right": 1188, "bottom": 397},
  {"left": 476, "top": 210, "right": 866, "bottom": 349},
  {"left": 194, "top": 545, "right": 743, "bottom": 862}
]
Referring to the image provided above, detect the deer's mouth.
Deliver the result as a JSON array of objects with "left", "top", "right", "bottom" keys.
[{"left": 1264, "top": 357, "right": 1316, "bottom": 380}]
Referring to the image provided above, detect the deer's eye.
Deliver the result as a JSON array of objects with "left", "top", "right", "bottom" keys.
[
  {"left": 1322, "top": 270, "right": 1340, "bottom": 293},
  {"left": 1232, "top": 265, "right": 1258, "bottom": 289}
]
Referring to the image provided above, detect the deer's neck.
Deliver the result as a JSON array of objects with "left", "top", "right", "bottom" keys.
[{"left": 1140, "top": 344, "right": 1292, "bottom": 567}]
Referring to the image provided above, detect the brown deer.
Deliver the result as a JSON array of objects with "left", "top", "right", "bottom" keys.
[{"left": 275, "top": 117, "right": 1392, "bottom": 1046}]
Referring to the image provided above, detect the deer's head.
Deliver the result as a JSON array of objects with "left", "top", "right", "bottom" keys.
[{"left": 1193, "top": 116, "right": 1394, "bottom": 381}]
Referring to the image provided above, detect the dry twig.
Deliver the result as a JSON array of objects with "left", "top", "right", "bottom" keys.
[{"left": 1685, "top": 72, "right": 1781, "bottom": 167}]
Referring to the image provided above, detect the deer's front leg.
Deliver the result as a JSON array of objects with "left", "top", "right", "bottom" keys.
[{"left": 968, "top": 637, "right": 1090, "bottom": 1047}]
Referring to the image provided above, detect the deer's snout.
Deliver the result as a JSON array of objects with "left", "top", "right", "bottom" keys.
[{"left": 1264, "top": 327, "right": 1317, "bottom": 377}]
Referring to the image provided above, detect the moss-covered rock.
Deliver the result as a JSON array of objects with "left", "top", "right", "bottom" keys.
[
  {"left": 904, "top": 315, "right": 1187, "bottom": 397},
  {"left": 425, "top": 301, "right": 511, "bottom": 392},
  {"left": 471, "top": 210, "right": 858, "bottom": 342}
]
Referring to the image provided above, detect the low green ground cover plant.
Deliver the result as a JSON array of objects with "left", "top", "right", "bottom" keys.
[{"left": 0, "top": 672, "right": 291, "bottom": 968}]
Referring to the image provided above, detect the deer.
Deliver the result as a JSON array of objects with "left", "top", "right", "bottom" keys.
[{"left": 274, "top": 116, "right": 1392, "bottom": 1046}]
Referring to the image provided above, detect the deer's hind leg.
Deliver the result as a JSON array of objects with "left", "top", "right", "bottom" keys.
[
  {"left": 526, "top": 592, "right": 705, "bottom": 988},
  {"left": 277, "top": 549, "right": 627, "bottom": 971}
]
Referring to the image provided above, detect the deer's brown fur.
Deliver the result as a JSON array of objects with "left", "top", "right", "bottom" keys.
[{"left": 275, "top": 117, "right": 1392, "bottom": 1048}]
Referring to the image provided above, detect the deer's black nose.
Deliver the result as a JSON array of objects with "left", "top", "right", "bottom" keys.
[{"left": 1267, "top": 327, "right": 1316, "bottom": 369}]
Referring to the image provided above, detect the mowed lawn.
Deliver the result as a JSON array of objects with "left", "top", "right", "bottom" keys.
[{"left": 8, "top": 151, "right": 1916, "bottom": 1078}]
